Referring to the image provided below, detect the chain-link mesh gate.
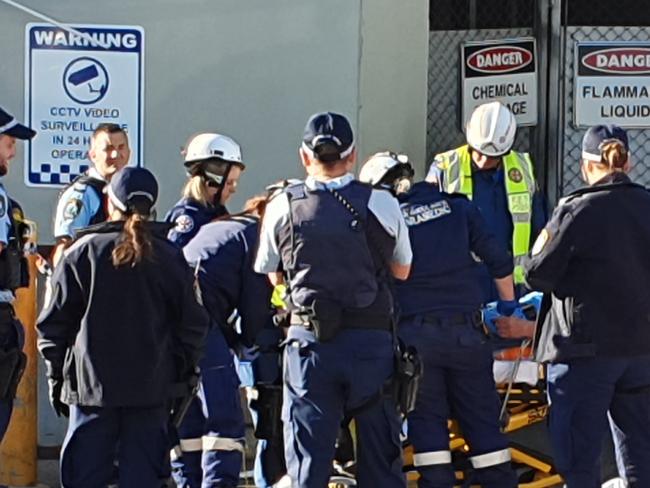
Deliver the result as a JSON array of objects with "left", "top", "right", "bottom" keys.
[
  {"left": 427, "top": 28, "right": 533, "bottom": 166},
  {"left": 427, "top": 0, "right": 536, "bottom": 173},
  {"left": 560, "top": 27, "right": 650, "bottom": 194}
]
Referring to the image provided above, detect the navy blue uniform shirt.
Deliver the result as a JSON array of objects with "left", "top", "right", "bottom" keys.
[
  {"left": 183, "top": 215, "right": 272, "bottom": 348},
  {"left": 526, "top": 173, "right": 650, "bottom": 358},
  {"left": 166, "top": 197, "right": 228, "bottom": 248},
  {"left": 37, "top": 221, "right": 209, "bottom": 407},
  {"left": 396, "top": 182, "right": 513, "bottom": 317},
  {"left": 472, "top": 166, "right": 547, "bottom": 301}
]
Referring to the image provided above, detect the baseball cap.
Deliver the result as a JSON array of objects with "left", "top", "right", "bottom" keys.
[
  {"left": 302, "top": 112, "right": 354, "bottom": 163},
  {"left": 107, "top": 167, "right": 158, "bottom": 214},
  {"left": 582, "top": 125, "right": 629, "bottom": 162},
  {"left": 0, "top": 107, "right": 36, "bottom": 140}
]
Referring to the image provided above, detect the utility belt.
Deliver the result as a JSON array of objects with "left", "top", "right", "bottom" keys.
[
  {"left": 0, "top": 304, "right": 26, "bottom": 401},
  {"left": 419, "top": 310, "right": 484, "bottom": 328},
  {"left": 290, "top": 302, "right": 392, "bottom": 343},
  {"left": 0, "top": 243, "right": 29, "bottom": 291}
]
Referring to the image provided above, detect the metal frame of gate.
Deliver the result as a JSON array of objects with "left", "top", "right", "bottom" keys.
[{"left": 428, "top": 0, "right": 650, "bottom": 206}]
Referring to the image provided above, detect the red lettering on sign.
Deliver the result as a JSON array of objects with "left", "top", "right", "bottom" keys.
[
  {"left": 467, "top": 46, "right": 533, "bottom": 74},
  {"left": 582, "top": 48, "right": 650, "bottom": 74}
]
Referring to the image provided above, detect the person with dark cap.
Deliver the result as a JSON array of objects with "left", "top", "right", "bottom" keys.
[
  {"left": 359, "top": 152, "right": 519, "bottom": 488},
  {"left": 182, "top": 194, "right": 288, "bottom": 488},
  {"left": 52, "top": 123, "right": 131, "bottom": 265},
  {"left": 254, "top": 112, "right": 412, "bottom": 487},
  {"left": 525, "top": 125, "right": 650, "bottom": 487},
  {"left": 0, "top": 107, "right": 35, "bottom": 446},
  {"left": 166, "top": 133, "right": 245, "bottom": 247},
  {"left": 165, "top": 133, "right": 247, "bottom": 488},
  {"left": 37, "top": 167, "right": 209, "bottom": 487}
]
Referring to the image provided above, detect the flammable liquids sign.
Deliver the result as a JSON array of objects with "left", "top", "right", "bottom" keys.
[
  {"left": 574, "top": 42, "right": 650, "bottom": 128},
  {"left": 24, "top": 23, "right": 144, "bottom": 187}
]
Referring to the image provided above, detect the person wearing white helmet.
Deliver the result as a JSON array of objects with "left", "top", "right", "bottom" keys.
[
  {"left": 166, "top": 133, "right": 246, "bottom": 247},
  {"left": 358, "top": 151, "right": 414, "bottom": 197},
  {"left": 360, "top": 152, "right": 519, "bottom": 488},
  {"left": 165, "top": 133, "right": 247, "bottom": 488},
  {"left": 428, "top": 101, "right": 547, "bottom": 302}
]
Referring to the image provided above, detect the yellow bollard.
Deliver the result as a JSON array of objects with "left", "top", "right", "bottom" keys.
[{"left": 0, "top": 253, "right": 39, "bottom": 485}]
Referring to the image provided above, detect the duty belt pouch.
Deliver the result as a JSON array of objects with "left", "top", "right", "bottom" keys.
[
  {"left": 251, "top": 384, "right": 283, "bottom": 441},
  {"left": 0, "top": 348, "right": 27, "bottom": 400},
  {"left": 308, "top": 298, "right": 342, "bottom": 342},
  {"left": 0, "top": 246, "right": 27, "bottom": 290},
  {"left": 392, "top": 340, "right": 423, "bottom": 416}
]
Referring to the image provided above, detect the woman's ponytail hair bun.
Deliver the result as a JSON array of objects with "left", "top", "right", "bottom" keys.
[{"left": 599, "top": 138, "right": 628, "bottom": 170}]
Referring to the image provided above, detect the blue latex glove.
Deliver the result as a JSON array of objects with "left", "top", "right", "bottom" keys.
[{"left": 496, "top": 299, "right": 519, "bottom": 316}]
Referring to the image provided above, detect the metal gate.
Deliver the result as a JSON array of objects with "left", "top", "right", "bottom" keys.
[{"left": 428, "top": 0, "right": 650, "bottom": 203}]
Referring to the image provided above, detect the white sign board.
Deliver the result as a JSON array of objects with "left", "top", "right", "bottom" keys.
[
  {"left": 574, "top": 42, "right": 650, "bottom": 127},
  {"left": 25, "top": 23, "right": 144, "bottom": 187},
  {"left": 461, "top": 38, "right": 538, "bottom": 128}
]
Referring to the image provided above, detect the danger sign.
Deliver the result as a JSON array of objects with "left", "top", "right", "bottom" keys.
[
  {"left": 461, "top": 38, "right": 538, "bottom": 128},
  {"left": 575, "top": 42, "right": 650, "bottom": 127}
]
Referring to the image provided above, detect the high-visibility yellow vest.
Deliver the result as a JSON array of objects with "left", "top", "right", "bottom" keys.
[{"left": 433, "top": 144, "right": 535, "bottom": 284}]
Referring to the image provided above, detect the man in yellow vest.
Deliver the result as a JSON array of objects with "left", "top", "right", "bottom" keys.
[{"left": 427, "top": 101, "right": 547, "bottom": 302}]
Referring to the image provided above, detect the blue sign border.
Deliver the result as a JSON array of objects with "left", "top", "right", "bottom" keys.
[{"left": 24, "top": 23, "right": 145, "bottom": 187}]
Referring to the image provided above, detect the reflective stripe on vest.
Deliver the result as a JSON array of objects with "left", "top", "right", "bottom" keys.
[{"left": 435, "top": 145, "right": 534, "bottom": 284}]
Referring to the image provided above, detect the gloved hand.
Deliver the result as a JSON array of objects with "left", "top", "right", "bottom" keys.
[
  {"left": 48, "top": 377, "right": 69, "bottom": 418},
  {"left": 496, "top": 299, "right": 519, "bottom": 317}
]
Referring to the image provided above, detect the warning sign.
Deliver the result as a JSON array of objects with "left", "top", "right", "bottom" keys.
[
  {"left": 461, "top": 38, "right": 538, "bottom": 128},
  {"left": 24, "top": 23, "right": 144, "bottom": 187},
  {"left": 574, "top": 42, "right": 650, "bottom": 127}
]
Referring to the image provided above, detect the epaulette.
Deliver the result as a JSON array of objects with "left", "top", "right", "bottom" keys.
[
  {"left": 265, "top": 179, "right": 304, "bottom": 202},
  {"left": 559, "top": 180, "right": 641, "bottom": 207},
  {"left": 228, "top": 214, "right": 259, "bottom": 225}
]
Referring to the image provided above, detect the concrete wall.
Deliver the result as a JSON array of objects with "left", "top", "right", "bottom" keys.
[
  {"left": 1, "top": 0, "right": 429, "bottom": 443},
  {"left": 2, "top": 0, "right": 428, "bottom": 244},
  {"left": 358, "top": 0, "right": 429, "bottom": 176}
]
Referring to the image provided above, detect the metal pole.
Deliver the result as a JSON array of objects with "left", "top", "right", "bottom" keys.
[
  {"left": 545, "top": 0, "right": 565, "bottom": 205},
  {"left": 0, "top": 254, "right": 38, "bottom": 486},
  {"left": 534, "top": 0, "right": 552, "bottom": 198}
]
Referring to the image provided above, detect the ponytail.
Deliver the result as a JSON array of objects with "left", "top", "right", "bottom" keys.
[
  {"left": 600, "top": 139, "right": 628, "bottom": 171},
  {"left": 112, "top": 212, "right": 153, "bottom": 267}
]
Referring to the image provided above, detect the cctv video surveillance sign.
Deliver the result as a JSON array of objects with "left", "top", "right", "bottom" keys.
[
  {"left": 461, "top": 38, "right": 538, "bottom": 128},
  {"left": 574, "top": 42, "right": 650, "bottom": 127},
  {"left": 25, "top": 24, "right": 144, "bottom": 187}
]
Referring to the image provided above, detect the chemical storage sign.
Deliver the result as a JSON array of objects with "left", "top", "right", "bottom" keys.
[
  {"left": 24, "top": 23, "right": 144, "bottom": 187},
  {"left": 574, "top": 42, "right": 650, "bottom": 127},
  {"left": 461, "top": 38, "right": 538, "bottom": 128}
]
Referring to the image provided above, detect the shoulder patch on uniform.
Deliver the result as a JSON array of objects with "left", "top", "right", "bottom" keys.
[
  {"left": 401, "top": 200, "right": 452, "bottom": 227},
  {"left": 0, "top": 195, "right": 6, "bottom": 218},
  {"left": 174, "top": 214, "right": 194, "bottom": 234},
  {"left": 507, "top": 167, "right": 523, "bottom": 183},
  {"left": 63, "top": 198, "right": 83, "bottom": 221},
  {"left": 531, "top": 228, "right": 551, "bottom": 256}
]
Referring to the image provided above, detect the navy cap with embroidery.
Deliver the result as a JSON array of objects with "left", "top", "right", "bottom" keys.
[
  {"left": 107, "top": 167, "right": 158, "bottom": 214},
  {"left": 0, "top": 107, "right": 36, "bottom": 140},
  {"left": 302, "top": 112, "right": 355, "bottom": 163},
  {"left": 582, "top": 125, "right": 629, "bottom": 162}
]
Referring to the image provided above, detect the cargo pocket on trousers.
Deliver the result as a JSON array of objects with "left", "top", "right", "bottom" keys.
[{"left": 283, "top": 340, "right": 312, "bottom": 399}]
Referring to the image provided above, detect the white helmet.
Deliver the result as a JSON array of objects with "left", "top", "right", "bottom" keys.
[
  {"left": 359, "top": 152, "right": 414, "bottom": 195},
  {"left": 466, "top": 101, "right": 516, "bottom": 157},
  {"left": 183, "top": 133, "right": 245, "bottom": 168}
]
